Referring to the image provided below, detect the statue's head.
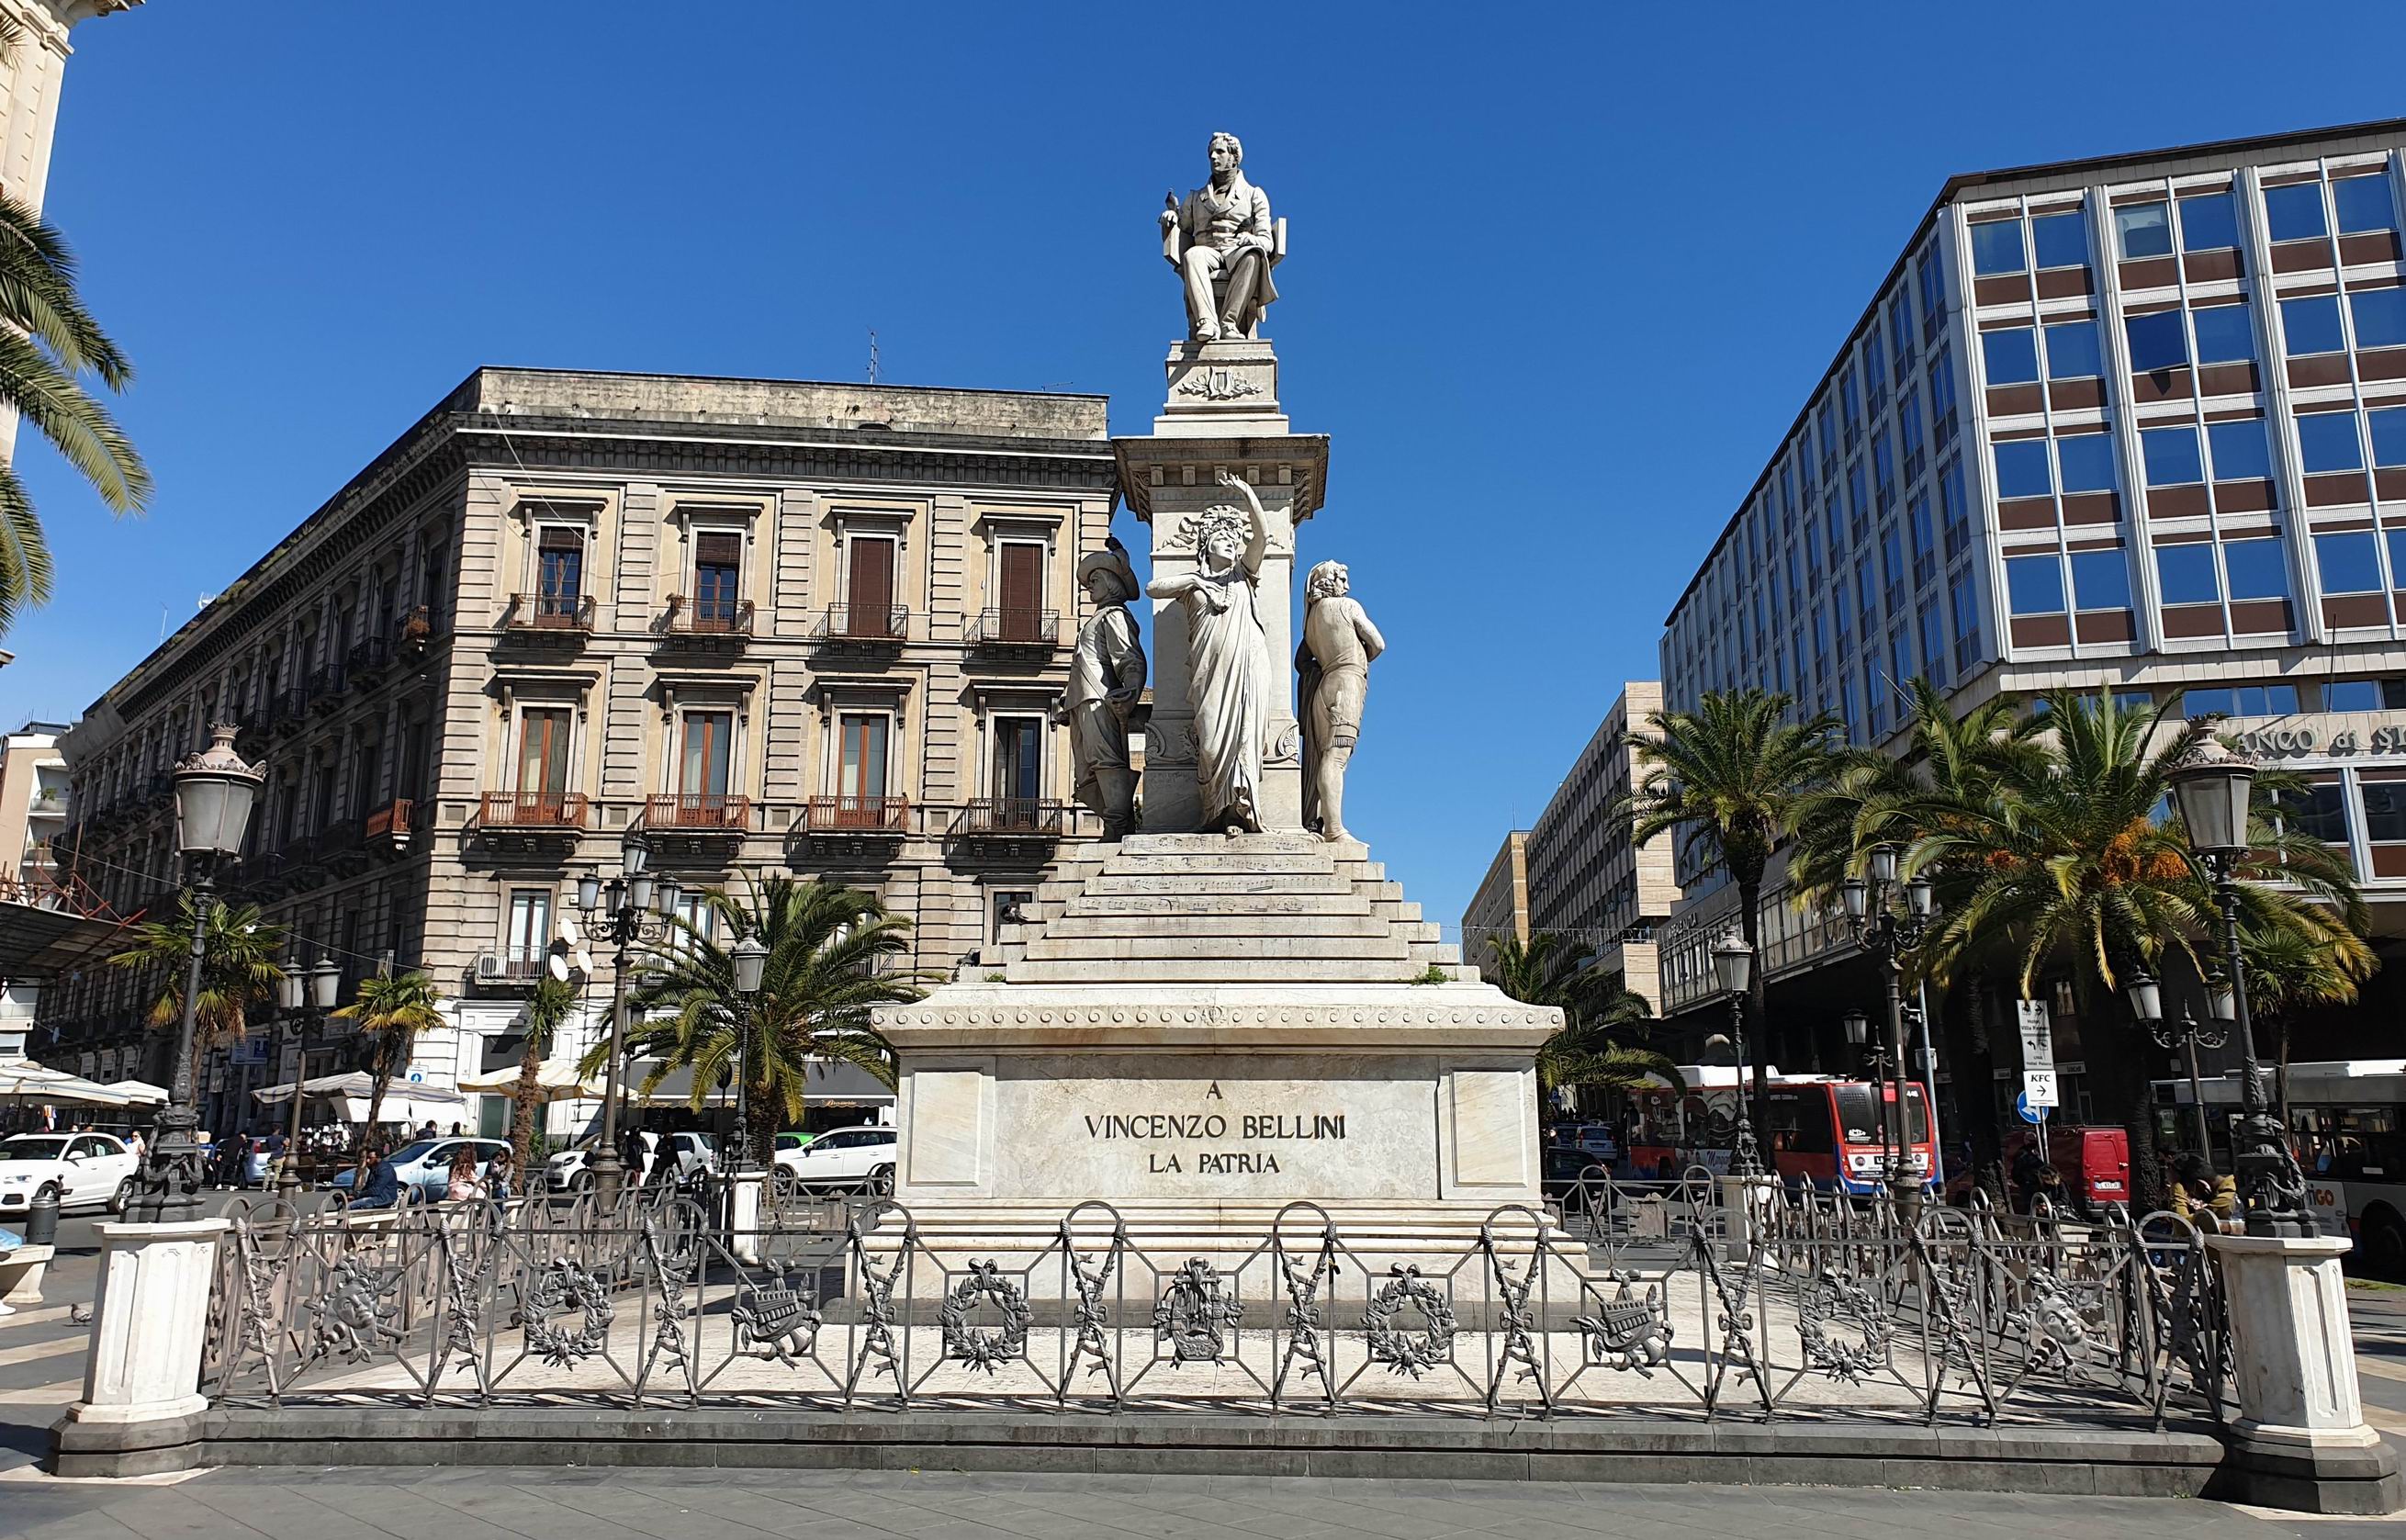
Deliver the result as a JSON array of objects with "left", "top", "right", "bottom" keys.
[
  {"left": 1208, "top": 131, "right": 1242, "bottom": 176},
  {"left": 1076, "top": 546, "right": 1136, "bottom": 606},
  {"left": 1196, "top": 506, "right": 1247, "bottom": 568},
  {"left": 1305, "top": 561, "right": 1349, "bottom": 603}
]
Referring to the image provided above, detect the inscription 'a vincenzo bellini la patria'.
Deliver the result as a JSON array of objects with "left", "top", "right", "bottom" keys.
[{"left": 1082, "top": 1083, "right": 1347, "bottom": 1175}]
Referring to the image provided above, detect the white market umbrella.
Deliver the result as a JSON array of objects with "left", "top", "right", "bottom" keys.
[
  {"left": 457, "top": 1062, "right": 606, "bottom": 1100},
  {"left": 253, "top": 1070, "right": 467, "bottom": 1130},
  {"left": 0, "top": 1057, "right": 136, "bottom": 1107},
  {"left": 100, "top": 1079, "right": 170, "bottom": 1106}
]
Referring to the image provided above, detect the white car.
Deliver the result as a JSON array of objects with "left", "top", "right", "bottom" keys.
[
  {"left": 0, "top": 1131, "right": 138, "bottom": 1217},
  {"left": 773, "top": 1124, "right": 897, "bottom": 1195},
  {"left": 545, "top": 1130, "right": 717, "bottom": 1192}
]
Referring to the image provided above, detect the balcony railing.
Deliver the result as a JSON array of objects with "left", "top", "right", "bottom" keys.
[
  {"left": 642, "top": 792, "right": 751, "bottom": 832},
  {"left": 474, "top": 949, "right": 548, "bottom": 987},
  {"left": 363, "top": 798, "right": 413, "bottom": 843},
  {"left": 346, "top": 637, "right": 390, "bottom": 680},
  {"left": 309, "top": 667, "right": 345, "bottom": 711},
  {"left": 965, "top": 608, "right": 1061, "bottom": 648},
  {"left": 508, "top": 592, "right": 596, "bottom": 632},
  {"left": 815, "top": 604, "right": 909, "bottom": 642},
  {"left": 665, "top": 596, "right": 754, "bottom": 636},
  {"left": 803, "top": 795, "right": 911, "bottom": 836},
  {"left": 953, "top": 798, "right": 1066, "bottom": 839},
  {"left": 475, "top": 791, "right": 590, "bottom": 829}
]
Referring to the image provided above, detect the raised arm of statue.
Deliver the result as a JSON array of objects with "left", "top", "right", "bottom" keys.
[{"left": 1213, "top": 470, "right": 1271, "bottom": 577}]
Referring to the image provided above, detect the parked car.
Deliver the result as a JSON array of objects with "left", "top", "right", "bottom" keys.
[
  {"left": 773, "top": 1124, "right": 897, "bottom": 1194},
  {"left": 772, "top": 1131, "right": 816, "bottom": 1158},
  {"left": 330, "top": 1137, "right": 512, "bottom": 1204},
  {"left": 1541, "top": 1144, "right": 1612, "bottom": 1217},
  {"left": 0, "top": 1131, "right": 138, "bottom": 1216},
  {"left": 545, "top": 1130, "right": 718, "bottom": 1192}
]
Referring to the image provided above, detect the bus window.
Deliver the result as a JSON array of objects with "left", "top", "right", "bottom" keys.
[
  {"left": 1836, "top": 1085, "right": 1932, "bottom": 1145},
  {"left": 1766, "top": 1089, "right": 1836, "bottom": 1154}
]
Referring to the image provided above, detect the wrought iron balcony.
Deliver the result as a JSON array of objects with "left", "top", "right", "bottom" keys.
[
  {"left": 309, "top": 667, "right": 345, "bottom": 711},
  {"left": 802, "top": 795, "right": 911, "bottom": 837},
  {"left": 506, "top": 592, "right": 596, "bottom": 635},
  {"left": 952, "top": 798, "right": 1066, "bottom": 841},
  {"left": 965, "top": 608, "right": 1061, "bottom": 649},
  {"left": 662, "top": 595, "right": 755, "bottom": 638},
  {"left": 472, "top": 948, "right": 549, "bottom": 991},
  {"left": 363, "top": 798, "right": 414, "bottom": 854},
  {"left": 641, "top": 792, "right": 751, "bottom": 833},
  {"left": 473, "top": 791, "right": 590, "bottom": 831},
  {"left": 814, "top": 604, "right": 909, "bottom": 644},
  {"left": 396, "top": 604, "right": 435, "bottom": 658}
]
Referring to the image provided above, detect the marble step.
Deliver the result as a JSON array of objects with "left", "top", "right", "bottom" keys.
[
  {"left": 1119, "top": 833, "right": 1352, "bottom": 856},
  {"left": 1103, "top": 852, "right": 1342, "bottom": 877},
  {"left": 1059, "top": 892, "right": 1369, "bottom": 917},
  {"left": 1005, "top": 958, "right": 1433, "bottom": 984},
  {"left": 1044, "top": 914, "right": 1395, "bottom": 939},
  {"left": 1086, "top": 873, "right": 1356, "bottom": 897},
  {"left": 1019, "top": 932, "right": 1413, "bottom": 961}
]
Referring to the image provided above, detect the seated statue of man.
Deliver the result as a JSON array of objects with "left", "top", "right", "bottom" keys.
[{"left": 1160, "top": 130, "right": 1279, "bottom": 344}]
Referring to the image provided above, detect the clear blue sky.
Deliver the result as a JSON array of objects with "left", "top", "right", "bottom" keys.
[{"left": 3, "top": 3, "right": 2403, "bottom": 934}]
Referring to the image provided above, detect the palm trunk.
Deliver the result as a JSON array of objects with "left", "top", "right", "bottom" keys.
[
  {"left": 1739, "top": 874, "right": 1770, "bottom": 1150},
  {"left": 2275, "top": 1013, "right": 2293, "bottom": 1134},
  {"left": 2091, "top": 1004, "right": 2165, "bottom": 1214},
  {"left": 1944, "top": 984, "right": 2006, "bottom": 1200},
  {"left": 510, "top": 1035, "right": 545, "bottom": 1186}
]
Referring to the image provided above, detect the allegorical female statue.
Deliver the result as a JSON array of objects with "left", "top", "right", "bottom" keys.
[{"left": 1147, "top": 471, "right": 1274, "bottom": 834}]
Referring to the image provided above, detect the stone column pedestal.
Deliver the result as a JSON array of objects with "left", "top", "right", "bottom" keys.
[
  {"left": 2206, "top": 1231, "right": 2401, "bottom": 1514},
  {"left": 729, "top": 1168, "right": 767, "bottom": 1265},
  {"left": 51, "top": 1218, "right": 226, "bottom": 1478},
  {"left": 1718, "top": 1175, "right": 1779, "bottom": 1263}
]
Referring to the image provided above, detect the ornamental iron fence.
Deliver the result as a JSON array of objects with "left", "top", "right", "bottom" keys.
[{"left": 196, "top": 1173, "right": 2231, "bottom": 1431}]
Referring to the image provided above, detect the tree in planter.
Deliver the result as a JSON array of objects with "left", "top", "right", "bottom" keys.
[
  {"left": 1623, "top": 688, "right": 1845, "bottom": 1139},
  {"left": 107, "top": 894, "right": 287, "bottom": 1051},
  {"left": 509, "top": 973, "right": 579, "bottom": 1187},
  {"left": 593, "top": 875, "right": 934, "bottom": 1171},
  {"left": 331, "top": 972, "right": 445, "bottom": 1171}
]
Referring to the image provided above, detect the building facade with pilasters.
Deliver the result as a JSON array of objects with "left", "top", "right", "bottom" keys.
[{"left": 38, "top": 367, "right": 1118, "bottom": 1138}]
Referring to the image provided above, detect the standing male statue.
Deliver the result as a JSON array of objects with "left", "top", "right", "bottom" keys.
[
  {"left": 1060, "top": 540, "right": 1147, "bottom": 839},
  {"left": 1159, "top": 130, "right": 1280, "bottom": 344},
  {"left": 1296, "top": 560, "right": 1384, "bottom": 843}
]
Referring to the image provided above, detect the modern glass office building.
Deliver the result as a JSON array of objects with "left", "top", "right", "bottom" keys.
[{"left": 1655, "top": 120, "right": 2406, "bottom": 1090}]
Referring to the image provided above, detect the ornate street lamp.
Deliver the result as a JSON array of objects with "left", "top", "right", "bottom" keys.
[
  {"left": 2126, "top": 968, "right": 2225, "bottom": 1176},
  {"left": 1840, "top": 842, "right": 1938, "bottom": 1215},
  {"left": 2167, "top": 733, "right": 2310, "bottom": 1236},
  {"left": 729, "top": 931, "right": 769, "bottom": 1169},
  {"left": 135, "top": 725, "right": 264, "bottom": 1222},
  {"left": 275, "top": 954, "right": 342, "bottom": 1196},
  {"left": 577, "top": 835, "right": 680, "bottom": 1206},
  {"left": 1709, "top": 929, "right": 1760, "bottom": 1177}
]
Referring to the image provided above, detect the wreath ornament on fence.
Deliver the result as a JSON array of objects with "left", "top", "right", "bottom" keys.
[
  {"left": 1364, "top": 1263, "right": 1457, "bottom": 1377},
  {"left": 1796, "top": 1273, "right": 1890, "bottom": 1384},
  {"left": 939, "top": 1258, "right": 1032, "bottom": 1373},
  {"left": 521, "top": 1258, "right": 615, "bottom": 1369}
]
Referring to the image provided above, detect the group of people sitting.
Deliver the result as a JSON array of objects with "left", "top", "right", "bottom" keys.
[{"left": 343, "top": 1140, "right": 513, "bottom": 1210}]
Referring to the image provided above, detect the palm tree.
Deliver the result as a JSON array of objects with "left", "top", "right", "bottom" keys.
[
  {"left": 509, "top": 973, "right": 579, "bottom": 1186},
  {"left": 0, "top": 183, "right": 151, "bottom": 635},
  {"left": 2231, "top": 893, "right": 2374, "bottom": 1134},
  {"left": 1623, "top": 688, "right": 1845, "bottom": 1134},
  {"left": 592, "top": 875, "right": 933, "bottom": 1170},
  {"left": 331, "top": 972, "right": 446, "bottom": 1154},
  {"left": 106, "top": 894, "right": 286, "bottom": 1052},
  {"left": 1488, "top": 934, "right": 1680, "bottom": 1104}
]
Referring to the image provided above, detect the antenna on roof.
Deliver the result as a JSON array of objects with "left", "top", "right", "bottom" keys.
[{"left": 867, "top": 328, "right": 880, "bottom": 386}]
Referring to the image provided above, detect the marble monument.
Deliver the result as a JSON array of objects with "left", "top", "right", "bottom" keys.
[{"left": 873, "top": 135, "right": 1557, "bottom": 1275}]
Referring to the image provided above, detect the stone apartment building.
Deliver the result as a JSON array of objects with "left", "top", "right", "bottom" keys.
[{"left": 37, "top": 366, "right": 1119, "bottom": 1135}]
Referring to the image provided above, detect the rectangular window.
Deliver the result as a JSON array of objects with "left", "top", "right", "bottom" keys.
[
  {"left": 845, "top": 534, "right": 898, "bottom": 637},
  {"left": 1994, "top": 438, "right": 2053, "bottom": 500},
  {"left": 2124, "top": 309, "right": 2188, "bottom": 372},
  {"left": 2142, "top": 425, "right": 2203, "bottom": 488},
  {"left": 2265, "top": 182, "right": 2329, "bottom": 243},
  {"left": 2352, "top": 288, "right": 2406, "bottom": 351},
  {"left": 1882, "top": 526, "right": 1905, "bottom": 610},
  {"left": 2335, "top": 174, "right": 2400, "bottom": 236},
  {"left": 515, "top": 707, "right": 572, "bottom": 795},
  {"left": 2044, "top": 320, "right": 2102, "bottom": 379},
  {"left": 1970, "top": 219, "right": 2027, "bottom": 276},
  {"left": 2297, "top": 411, "right": 2366, "bottom": 474},
  {"left": 1866, "top": 339, "right": 1888, "bottom": 405},
  {"left": 691, "top": 532, "right": 742, "bottom": 628},
  {"left": 2182, "top": 683, "right": 2300, "bottom": 716},
  {"left": 1838, "top": 673, "right": 1857, "bottom": 736},
  {"left": 1929, "top": 348, "right": 1958, "bottom": 437},
  {"left": 2222, "top": 536, "right": 2290, "bottom": 601},
  {"left": 2277, "top": 784, "right": 2349, "bottom": 845},
  {"left": 2155, "top": 543, "right": 2220, "bottom": 605},
  {"left": 992, "top": 715, "right": 1044, "bottom": 809},
  {"left": 1918, "top": 248, "right": 1944, "bottom": 320},
  {"left": 2364, "top": 782, "right": 2406, "bottom": 843},
  {"left": 2190, "top": 303, "right": 2254, "bottom": 365},
  {"left": 837, "top": 713, "right": 889, "bottom": 801},
  {"left": 2056, "top": 433, "right": 2117, "bottom": 494},
  {"left": 2006, "top": 554, "right": 2065, "bottom": 615},
  {"left": 1888, "top": 291, "right": 1914, "bottom": 366},
  {"left": 1813, "top": 605, "right": 1829, "bottom": 663},
  {"left": 2281, "top": 295, "right": 2345, "bottom": 356},
  {"left": 1889, "top": 627, "right": 1914, "bottom": 691},
  {"left": 2373, "top": 406, "right": 2406, "bottom": 467},
  {"left": 679, "top": 709, "right": 735, "bottom": 795},
  {"left": 1940, "top": 458, "right": 1971, "bottom": 556},
  {"left": 1841, "top": 368, "right": 1861, "bottom": 433},
  {"left": 1907, "top": 493, "right": 1935, "bottom": 585},
  {"left": 996, "top": 541, "right": 1046, "bottom": 641},
  {"left": 1919, "top": 604, "right": 1948, "bottom": 686},
  {"left": 2179, "top": 191, "right": 2240, "bottom": 252},
  {"left": 1872, "top": 433, "right": 1895, "bottom": 505},
  {"left": 1857, "top": 555, "right": 1878, "bottom": 635},
  {"left": 506, "top": 890, "right": 551, "bottom": 966},
  {"left": 1804, "top": 519, "right": 1821, "bottom": 574},
  {"left": 2071, "top": 549, "right": 2131, "bottom": 610},
  {"left": 1984, "top": 327, "right": 2040, "bottom": 386},
  {"left": 2031, "top": 209, "right": 2088, "bottom": 269},
  {"left": 2327, "top": 680, "right": 2384, "bottom": 711},
  {"left": 2207, "top": 419, "right": 2273, "bottom": 481},
  {"left": 536, "top": 526, "right": 584, "bottom": 620},
  {"left": 1951, "top": 571, "right": 1979, "bottom": 669},
  {"left": 2116, "top": 201, "right": 2173, "bottom": 259},
  {"left": 2314, "top": 531, "right": 2383, "bottom": 595},
  {"left": 1899, "top": 387, "right": 1925, "bottom": 471}
]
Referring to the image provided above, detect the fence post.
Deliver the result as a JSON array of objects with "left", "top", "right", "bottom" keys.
[
  {"left": 1719, "top": 1174, "right": 1778, "bottom": 1262},
  {"left": 2206, "top": 1232, "right": 2401, "bottom": 1514},
  {"left": 52, "top": 1218, "right": 229, "bottom": 1478}
]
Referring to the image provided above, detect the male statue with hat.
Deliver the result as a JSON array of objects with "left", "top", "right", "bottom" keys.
[{"left": 1059, "top": 538, "right": 1147, "bottom": 838}]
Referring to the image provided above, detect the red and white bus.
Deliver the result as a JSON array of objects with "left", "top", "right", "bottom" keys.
[{"left": 1622, "top": 1067, "right": 1939, "bottom": 1196}]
